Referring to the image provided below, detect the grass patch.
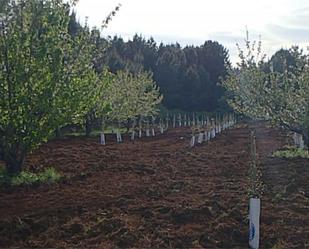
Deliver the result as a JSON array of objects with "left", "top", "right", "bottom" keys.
[
  {"left": 273, "top": 147, "right": 309, "bottom": 159},
  {"left": 0, "top": 167, "right": 61, "bottom": 187}
]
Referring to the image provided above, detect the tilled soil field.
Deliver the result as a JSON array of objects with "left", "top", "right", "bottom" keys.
[{"left": 0, "top": 122, "right": 308, "bottom": 248}]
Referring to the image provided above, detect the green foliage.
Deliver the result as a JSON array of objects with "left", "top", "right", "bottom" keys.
[
  {"left": 223, "top": 33, "right": 309, "bottom": 146},
  {"left": 0, "top": 167, "right": 61, "bottom": 186},
  {"left": 0, "top": 0, "right": 109, "bottom": 172},
  {"left": 105, "top": 70, "right": 162, "bottom": 122},
  {"left": 273, "top": 147, "right": 309, "bottom": 159},
  {"left": 103, "top": 35, "right": 231, "bottom": 112}
]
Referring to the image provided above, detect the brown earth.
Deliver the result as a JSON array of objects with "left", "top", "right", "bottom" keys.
[{"left": 0, "top": 122, "right": 308, "bottom": 248}]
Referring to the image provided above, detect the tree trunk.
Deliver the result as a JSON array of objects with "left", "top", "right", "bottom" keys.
[
  {"left": 126, "top": 119, "right": 131, "bottom": 134},
  {"left": 6, "top": 160, "right": 23, "bottom": 175},
  {"left": 55, "top": 127, "right": 61, "bottom": 138},
  {"left": 281, "top": 121, "right": 309, "bottom": 149},
  {"left": 101, "top": 117, "right": 105, "bottom": 132},
  {"left": 85, "top": 114, "right": 92, "bottom": 137},
  {"left": 3, "top": 148, "right": 25, "bottom": 175},
  {"left": 303, "top": 129, "right": 309, "bottom": 149}
]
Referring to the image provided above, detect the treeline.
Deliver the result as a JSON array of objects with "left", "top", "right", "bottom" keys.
[{"left": 69, "top": 13, "right": 231, "bottom": 112}]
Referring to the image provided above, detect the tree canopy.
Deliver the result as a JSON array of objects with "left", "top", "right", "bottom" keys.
[
  {"left": 223, "top": 37, "right": 309, "bottom": 146},
  {"left": 0, "top": 0, "right": 108, "bottom": 173},
  {"left": 105, "top": 70, "right": 162, "bottom": 123}
]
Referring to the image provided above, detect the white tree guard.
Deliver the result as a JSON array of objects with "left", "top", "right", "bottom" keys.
[
  {"left": 211, "top": 129, "right": 216, "bottom": 139},
  {"left": 294, "top": 132, "right": 304, "bottom": 149},
  {"left": 116, "top": 130, "right": 122, "bottom": 143},
  {"left": 198, "top": 132, "right": 203, "bottom": 144},
  {"left": 249, "top": 198, "right": 260, "bottom": 249},
  {"left": 190, "top": 135, "right": 196, "bottom": 148},
  {"left": 100, "top": 132, "right": 106, "bottom": 145},
  {"left": 215, "top": 124, "right": 219, "bottom": 134},
  {"left": 139, "top": 128, "right": 142, "bottom": 138},
  {"left": 299, "top": 136, "right": 304, "bottom": 149},
  {"left": 178, "top": 114, "right": 182, "bottom": 127},
  {"left": 208, "top": 131, "right": 211, "bottom": 141}
]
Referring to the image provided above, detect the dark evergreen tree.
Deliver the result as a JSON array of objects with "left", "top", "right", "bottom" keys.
[{"left": 79, "top": 31, "right": 232, "bottom": 113}]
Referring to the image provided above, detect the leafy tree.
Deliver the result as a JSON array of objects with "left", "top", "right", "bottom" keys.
[
  {"left": 223, "top": 36, "right": 309, "bottom": 146},
  {"left": 66, "top": 11, "right": 118, "bottom": 137},
  {"left": 105, "top": 70, "right": 162, "bottom": 124},
  {"left": 0, "top": 0, "right": 107, "bottom": 173}
]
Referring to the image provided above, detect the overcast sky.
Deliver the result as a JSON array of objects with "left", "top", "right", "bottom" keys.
[{"left": 75, "top": 0, "right": 309, "bottom": 64}]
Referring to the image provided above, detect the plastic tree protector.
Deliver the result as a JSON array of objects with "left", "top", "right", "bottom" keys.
[
  {"left": 249, "top": 198, "right": 260, "bottom": 249},
  {"left": 100, "top": 132, "right": 105, "bottom": 145}
]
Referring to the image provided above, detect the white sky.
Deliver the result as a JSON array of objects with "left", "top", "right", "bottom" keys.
[{"left": 75, "top": 0, "right": 309, "bottom": 64}]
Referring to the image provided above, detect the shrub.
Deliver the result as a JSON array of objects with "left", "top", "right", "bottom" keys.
[
  {"left": 0, "top": 167, "right": 61, "bottom": 187},
  {"left": 273, "top": 147, "right": 309, "bottom": 159}
]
